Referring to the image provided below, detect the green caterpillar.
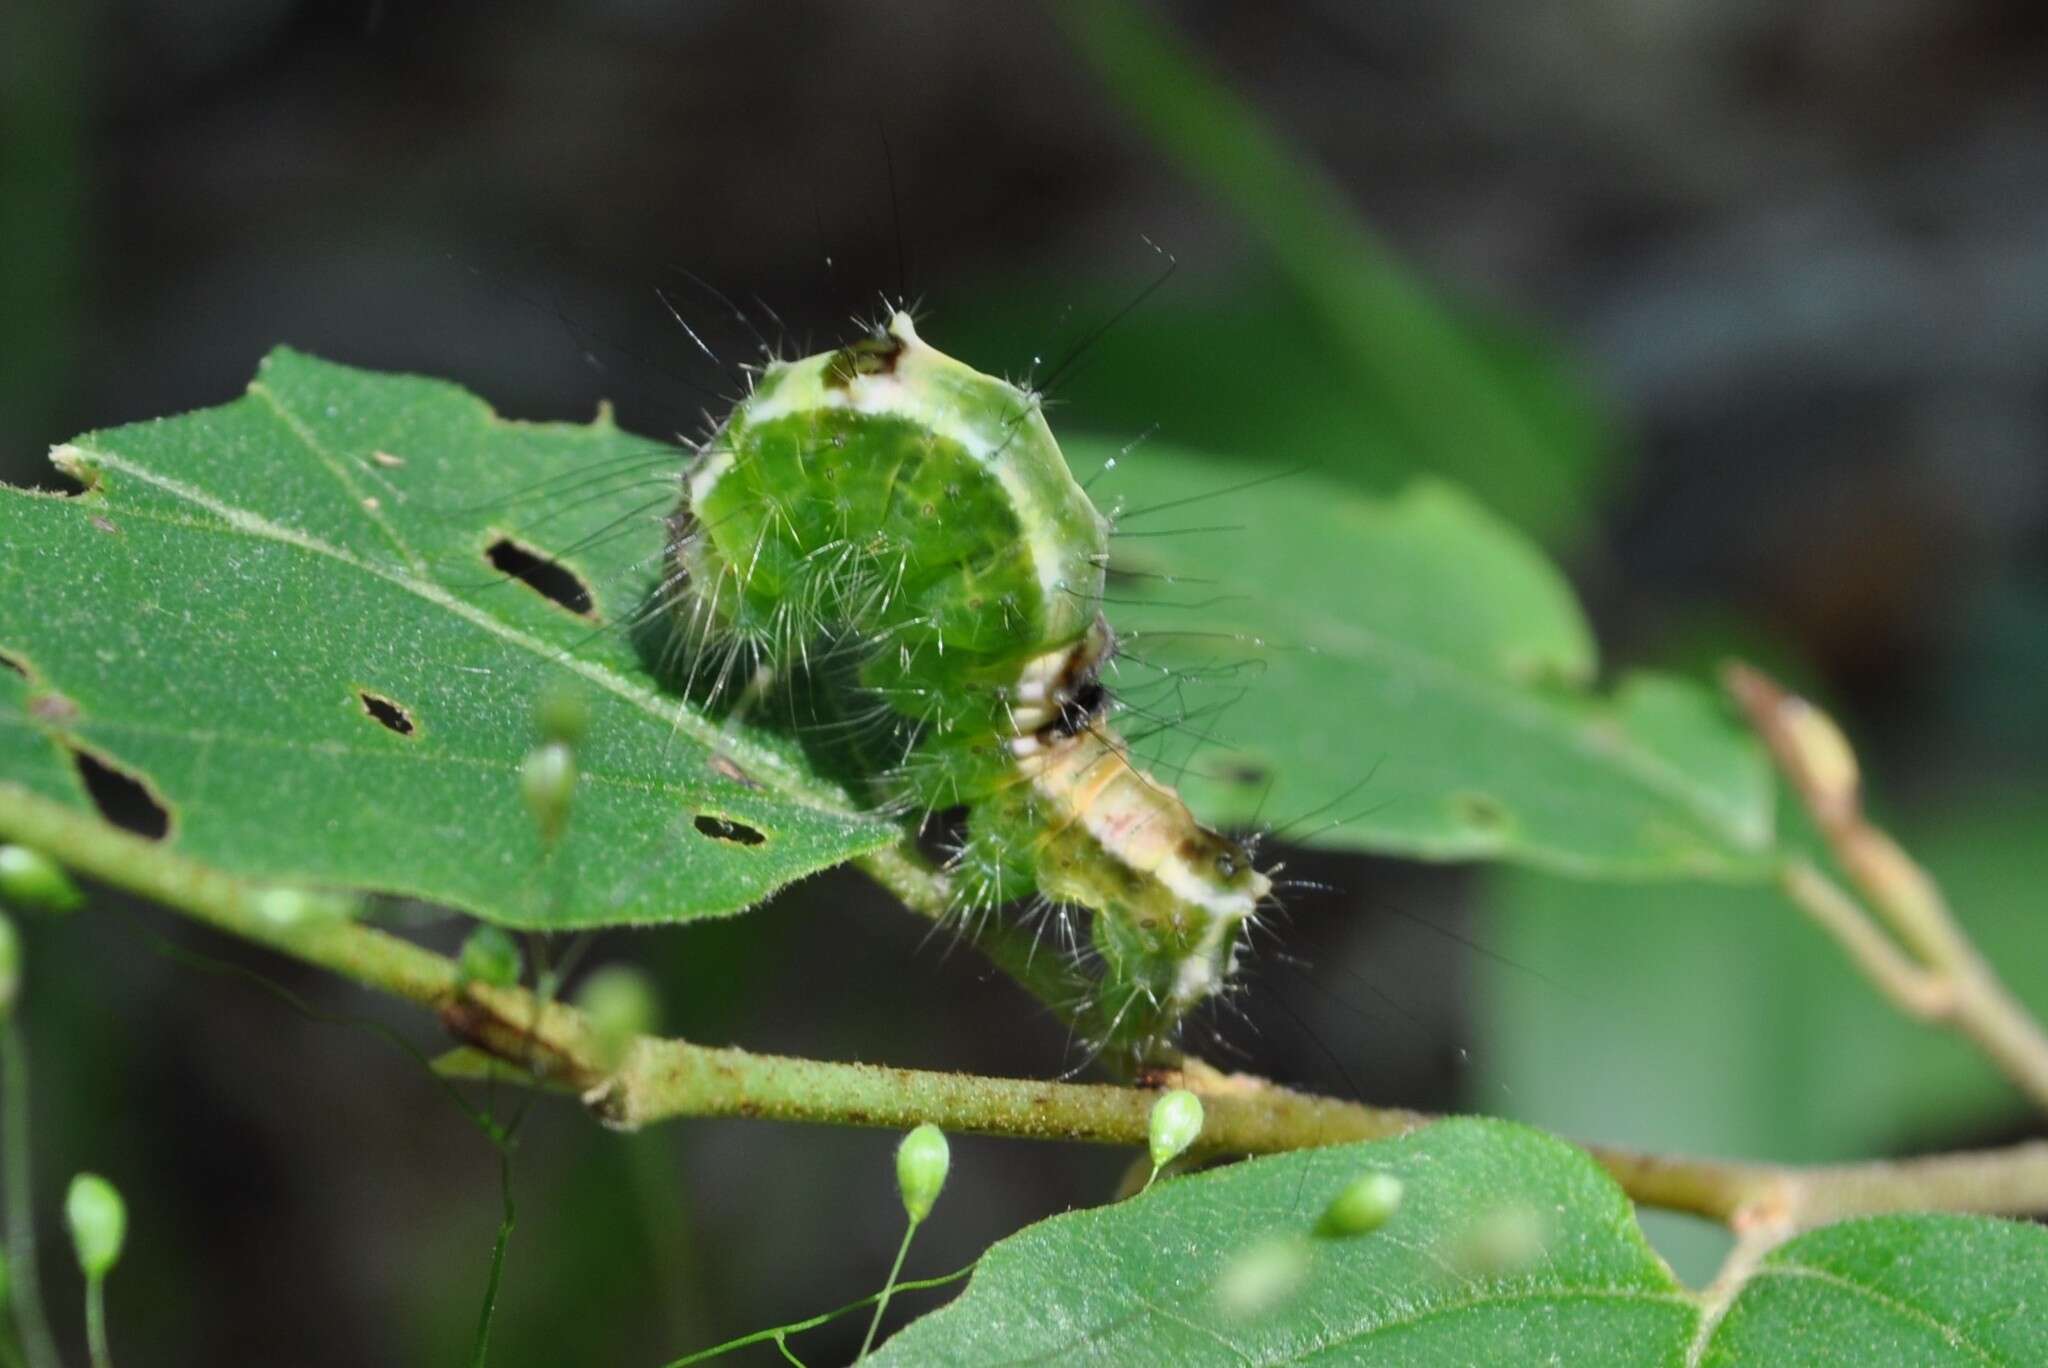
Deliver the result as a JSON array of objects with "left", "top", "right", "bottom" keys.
[{"left": 660, "top": 311, "right": 1268, "bottom": 1062}]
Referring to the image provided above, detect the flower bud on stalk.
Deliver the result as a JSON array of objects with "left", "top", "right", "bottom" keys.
[
  {"left": 0, "top": 846, "right": 82, "bottom": 915},
  {"left": 896, "top": 1123, "right": 951, "bottom": 1224}
]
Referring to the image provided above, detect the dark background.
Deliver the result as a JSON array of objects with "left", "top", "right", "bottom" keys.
[{"left": 3, "top": 2, "right": 2046, "bottom": 1363}]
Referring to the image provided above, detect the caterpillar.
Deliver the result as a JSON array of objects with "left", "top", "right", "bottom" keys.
[{"left": 654, "top": 309, "right": 1269, "bottom": 1064}]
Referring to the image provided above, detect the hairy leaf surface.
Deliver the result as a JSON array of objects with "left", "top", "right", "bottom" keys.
[
  {"left": 0, "top": 349, "right": 893, "bottom": 928},
  {"left": 1081, "top": 439, "right": 1774, "bottom": 878},
  {"left": 0, "top": 351, "right": 1776, "bottom": 932}
]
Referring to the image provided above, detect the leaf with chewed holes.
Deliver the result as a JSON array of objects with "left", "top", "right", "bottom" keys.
[
  {"left": 0, "top": 348, "right": 893, "bottom": 929},
  {"left": 1078, "top": 438, "right": 1775, "bottom": 879},
  {"left": 873, "top": 1117, "right": 2047, "bottom": 1365}
]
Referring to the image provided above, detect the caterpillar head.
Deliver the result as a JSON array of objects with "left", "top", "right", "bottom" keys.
[
  {"left": 1065, "top": 815, "right": 1271, "bottom": 1066},
  {"left": 1152, "top": 824, "right": 1272, "bottom": 1007},
  {"left": 1015, "top": 721, "right": 1271, "bottom": 1061}
]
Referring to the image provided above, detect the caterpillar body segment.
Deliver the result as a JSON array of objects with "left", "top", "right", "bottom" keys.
[{"left": 664, "top": 311, "right": 1268, "bottom": 1062}]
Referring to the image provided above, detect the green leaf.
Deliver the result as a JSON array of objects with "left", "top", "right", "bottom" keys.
[
  {"left": 872, "top": 1118, "right": 1699, "bottom": 1365},
  {"left": 874, "top": 1120, "right": 2048, "bottom": 1365},
  {"left": 0, "top": 349, "right": 894, "bottom": 928},
  {"left": 1704, "top": 1215, "right": 2048, "bottom": 1365},
  {"left": 1080, "top": 438, "right": 1774, "bottom": 878}
]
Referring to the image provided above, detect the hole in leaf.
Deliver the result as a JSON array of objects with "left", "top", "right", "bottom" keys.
[
  {"left": 485, "top": 537, "right": 594, "bottom": 617},
  {"left": 357, "top": 689, "right": 416, "bottom": 737},
  {"left": 693, "top": 814, "right": 765, "bottom": 847},
  {"left": 69, "top": 747, "right": 170, "bottom": 840},
  {"left": 42, "top": 446, "right": 100, "bottom": 495},
  {"left": 2, "top": 469, "right": 88, "bottom": 496}
]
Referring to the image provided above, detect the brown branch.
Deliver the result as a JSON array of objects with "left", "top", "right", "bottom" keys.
[
  {"left": 8, "top": 783, "right": 2048, "bottom": 1240},
  {"left": 1725, "top": 664, "right": 2048, "bottom": 1112}
]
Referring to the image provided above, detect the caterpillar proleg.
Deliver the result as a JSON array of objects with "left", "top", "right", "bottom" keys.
[{"left": 660, "top": 310, "right": 1269, "bottom": 1063}]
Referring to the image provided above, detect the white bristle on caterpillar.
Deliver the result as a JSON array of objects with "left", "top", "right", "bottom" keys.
[{"left": 655, "top": 311, "right": 1268, "bottom": 1064}]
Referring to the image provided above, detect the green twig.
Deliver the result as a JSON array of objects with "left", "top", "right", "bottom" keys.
[
  {"left": 0, "top": 1023, "right": 56, "bottom": 1368},
  {"left": 468, "top": 1148, "right": 515, "bottom": 1368},
  {"left": 83, "top": 1277, "right": 109, "bottom": 1368},
  {"left": 8, "top": 784, "right": 2048, "bottom": 1237},
  {"left": 1727, "top": 664, "right": 2048, "bottom": 1113},
  {"left": 856, "top": 1221, "right": 917, "bottom": 1362},
  {"left": 662, "top": 1266, "right": 973, "bottom": 1367}
]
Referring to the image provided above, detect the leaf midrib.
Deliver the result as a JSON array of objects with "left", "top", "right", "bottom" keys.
[
  {"left": 1694, "top": 1262, "right": 2007, "bottom": 1368},
  {"left": 250, "top": 377, "right": 428, "bottom": 576},
  {"left": 40, "top": 443, "right": 870, "bottom": 823}
]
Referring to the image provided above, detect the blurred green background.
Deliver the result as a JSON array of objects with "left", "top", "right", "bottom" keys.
[{"left": 3, "top": 0, "right": 2045, "bottom": 1362}]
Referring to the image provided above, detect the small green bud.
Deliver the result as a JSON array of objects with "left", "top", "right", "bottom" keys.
[
  {"left": 251, "top": 886, "right": 354, "bottom": 928},
  {"left": 1455, "top": 1206, "right": 1549, "bottom": 1276},
  {"left": 65, "top": 1173, "right": 126, "bottom": 1280},
  {"left": 520, "top": 740, "right": 577, "bottom": 842},
  {"left": 1315, "top": 1170, "right": 1403, "bottom": 1238},
  {"left": 1213, "top": 1234, "right": 1307, "bottom": 1319},
  {"left": 577, "top": 964, "right": 658, "bottom": 1062},
  {"left": 0, "top": 845, "right": 82, "bottom": 914},
  {"left": 254, "top": 887, "right": 314, "bottom": 927},
  {"left": 534, "top": 685, "right": 590, "bottom": 748},
  {"left": 1147, "top": 1089, "right": 1204, "bottom": 1172},
  {"left": 457, "top": 925, "right": 522, "bottom": 989},
  {"left": 0, "top": 913, "right": 18, "bottom": 1018},
  {"left": 895, "top": 1123, "right": 950, "bottom": 1224}
]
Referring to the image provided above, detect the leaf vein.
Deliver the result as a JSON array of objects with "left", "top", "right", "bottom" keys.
[
  {"left": 51, "top": 447, "right": 868, "bottom": 822},
  {"left": 1717, "top": 1263, "right": 2008, "bottom": 1367},
  {"left": 248, "top": 378, "right": 427, "bottom": 575}
]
